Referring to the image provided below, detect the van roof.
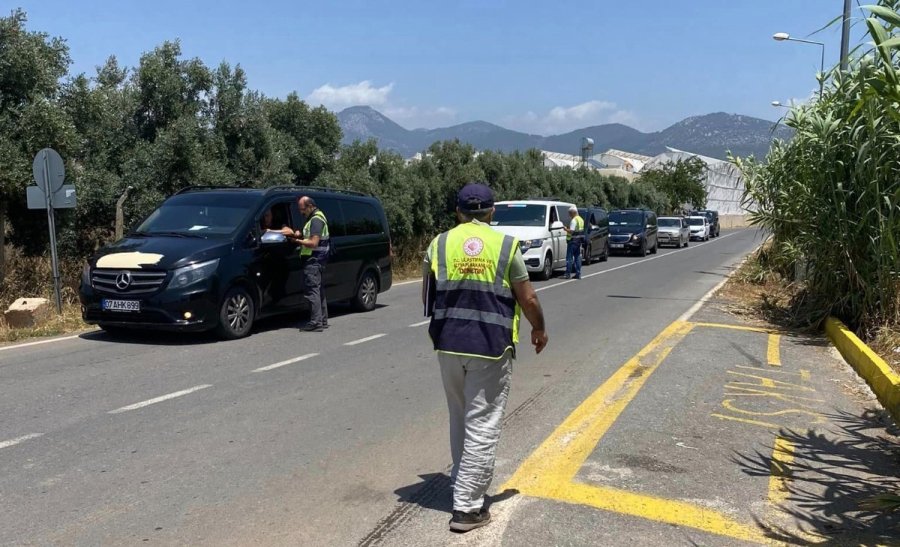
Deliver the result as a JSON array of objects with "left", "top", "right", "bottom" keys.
[
  {"left": 495, "top": 199, "right": 576, "bottom": 207},
  {"left": 173, "top": 185, "right": 376, "bottom": 200}
]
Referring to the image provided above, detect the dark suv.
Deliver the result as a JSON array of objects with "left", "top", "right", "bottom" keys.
[
  {"left": 608, "top": 209, "right": 658, "bottom": 256},
  {"left": 80, "top": 186, "right": 393, "bottom": 339},
  {"left": 693, "top": 209, "right": 720, "bottom": 237},
  {"left": 578, "top": 206, "right": 609, "bottom": 264}
]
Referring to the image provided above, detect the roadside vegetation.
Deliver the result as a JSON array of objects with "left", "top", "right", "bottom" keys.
[
  {"left": 0, "top": 7, "right": 705, "bottom": 339},
  {"left": 735, "top": 0, "right": 900, "bottom": 373}
]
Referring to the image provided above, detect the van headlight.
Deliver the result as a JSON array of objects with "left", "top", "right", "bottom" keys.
[
  {"left": 519, "top": 239, "right": 543, "bottom": 252},
  {"left": 630, "top": 233, "right": 642, "bottom": 241},
  {"left": 170, "top": 259, "right": 219, "bottom": 289}
]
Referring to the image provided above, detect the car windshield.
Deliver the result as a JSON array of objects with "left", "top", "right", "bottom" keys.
[
  {"left": 658, "top": 218, "right": 681, "bottom": 228},
  {"left": 688, "top": 218, "right": 705, "bottom": 226},
  {"left": 609, "top": 211, "right": 643, "bottom": 227},
  {"left": 491, "top": 204, "right": 546, "bottom": 227},
  {"left": 135, "top": 193, "right": 259, "bottom": 237}
]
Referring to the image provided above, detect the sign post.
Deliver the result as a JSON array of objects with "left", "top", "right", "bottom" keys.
[{"left": 28, "top": 148, "right": 72, "bottom": 314}]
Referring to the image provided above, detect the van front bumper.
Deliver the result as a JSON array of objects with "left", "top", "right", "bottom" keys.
[{"left": 80, "top": 281, "right": 220, "bottom": 332}]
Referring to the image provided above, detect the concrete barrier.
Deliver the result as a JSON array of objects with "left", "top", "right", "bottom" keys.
[
  {"left": 4, "top": 298, "right": 51, "bottom": 329},
  {"left": 825, "top": 317, "right": 900, "bottom": 424}
]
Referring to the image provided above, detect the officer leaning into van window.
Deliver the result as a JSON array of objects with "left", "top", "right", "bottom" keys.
[
  {"left": 281, "top": 196, "right": 331, "bottom": 332},
  {"left": 563, "top": 205, "right": 585, "bottom": 279},
  {"left": 423, "top": 182, "right": 548, "bottom": 533}
]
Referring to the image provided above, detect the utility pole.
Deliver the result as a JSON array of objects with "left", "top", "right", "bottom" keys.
[{"left": 840, "top": 0, "right": 851, "bottom": 71}]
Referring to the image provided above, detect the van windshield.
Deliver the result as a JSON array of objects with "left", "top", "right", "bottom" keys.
[
  {"left": 688, "top": 217, "right": 705, "bottom": 226},
  {"left": 491, "top": 204, "right": 547, "bottom": 227},
  {"left": 135, "top": 193, "right": 260, "bottom": 238},
  {"left": 609, "top": 211, "right": 643, "bottom": 227},
  {"left": 658, "top": 218, "right": 681, "bottom": 228}
]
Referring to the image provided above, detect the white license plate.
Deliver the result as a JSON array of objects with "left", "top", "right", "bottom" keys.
[
  {"left": 611, "top": 243, "right": 625, "bottom": 249},
  {"left": 102, "top": 299, "right": 141, "bottom": 312}
]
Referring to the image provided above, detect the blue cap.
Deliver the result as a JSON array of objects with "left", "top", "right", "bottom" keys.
[{"left": 457, "top": 183, "right": 495, "bottom": 213}]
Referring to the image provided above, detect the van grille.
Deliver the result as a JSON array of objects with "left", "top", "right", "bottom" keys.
[{"left": 91, "top": 269, "right": 167, "bottom": 295}]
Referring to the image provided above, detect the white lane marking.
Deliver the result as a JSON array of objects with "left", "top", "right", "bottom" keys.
[
  {"left": 0, "top": 334, "right": 83, "bottom": 354},
  {"left": 108, "top": 384, "right": 212, "bottom": 414},
  {"left": 534, "top": 231, "right": 741, "bottom": 293},
  {"left": 409, "top": 320, "right": 430, "bottom": 327},
  {"left": 392, "top": 279, "right": 421, "bottom": 286},
  {"left": 0, "top": 433, "right": 43, "bottom": 450},
  {"left": 253, "top": 353, "right": 319, "bottom": 372},
  {"left": 344, "top": 333, "right": 387, "bottom": 346}
]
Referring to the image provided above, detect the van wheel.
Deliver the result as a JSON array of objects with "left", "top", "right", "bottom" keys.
[
  {"left": 216, "top": 286, "right": 255, "bottom": 340},
  {"left": 352, "top": 270, "right": 379, "bottom": 312},
  {"left": 539, "top": 253, "right": 553, "bottom": 280},
  {"left": 640, "top": 241, "right": 648, "bottom": 257},
  {"left": 584, "top": 244, "right": 592, "bottom": 265},
  {"left": 601, "top": 241, "right": 609, "bottom": 262},
  {"left": 650, "top": 240, "right": 658, "bottom": 254}
]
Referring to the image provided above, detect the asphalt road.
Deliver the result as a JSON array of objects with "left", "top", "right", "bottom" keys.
[{"left": 0, "top": 228, "right": 766, "bottom": 546}]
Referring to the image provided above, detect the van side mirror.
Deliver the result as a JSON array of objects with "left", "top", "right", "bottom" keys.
[{"left": 551, "top": 221, "right": 565, "bottom": 230}]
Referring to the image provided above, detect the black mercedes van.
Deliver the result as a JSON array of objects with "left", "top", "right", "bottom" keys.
[{"left": 79, "top": 186, "right": 393, "bottom": 339}]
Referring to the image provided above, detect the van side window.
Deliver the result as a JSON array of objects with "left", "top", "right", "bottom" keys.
[
  {"left": 549, "top": 206, "right": 558, "bottom": 227},
  {"left": 555, "top": 206, "right": 569, "bottom": 224},
  {"left": 341, "top": 201, "right": 383, "bottom": 236},
  {"left": 259, "top": 201, "right": 292, "bottom": 233},
  {"left": 315, "top": 197, "right": 347, "bottom": 237}
]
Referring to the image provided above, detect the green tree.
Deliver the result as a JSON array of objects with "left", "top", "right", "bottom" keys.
[
  {"left": 0, "top": 9, "right": 73, "bottom": 269},
  {"left": 639, "top": 157, "right": 707, "bottom": 213}
]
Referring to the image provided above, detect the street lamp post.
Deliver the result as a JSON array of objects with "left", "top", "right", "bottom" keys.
[{"left": 773, "top": 32, "right": 825, "bottom": 97}]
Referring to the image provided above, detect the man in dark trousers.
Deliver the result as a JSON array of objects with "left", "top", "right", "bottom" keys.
[
  {"left": 423, "top": 183, "right": 548, "bottom": 533},
  {"left": 282, "top": 196, "right": 330, "bottom": 332}
]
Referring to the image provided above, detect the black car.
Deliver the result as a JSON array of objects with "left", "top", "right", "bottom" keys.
[
  {"left": 80, "top": 186, "right": 393, "bottom": 339},
  {"left": 608, "top": 209, "right": 658, "bottom": 256},
  {"left": 693, "top": 209, "right": 720, "bottom": 237},
  {"left": 578, "top": 206, "right": 609, "bottom": 264}
]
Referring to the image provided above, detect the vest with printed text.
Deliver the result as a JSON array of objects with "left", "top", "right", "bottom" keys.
[{"left": 428, "top": 222, "right": 521, "bottom": 359}]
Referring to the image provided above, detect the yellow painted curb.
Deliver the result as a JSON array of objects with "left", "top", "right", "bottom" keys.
[{"left": 825, "top": 317, "right": 900, "bottom": 423}]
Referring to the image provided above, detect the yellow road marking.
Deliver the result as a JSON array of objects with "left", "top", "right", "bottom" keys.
[
  {"left": 768, "top": 436, "right": 795, "bottom": 504},
  {"left": 710, "top": 413, "right": 780, "bottom": 430},
  {"left": 691, "top": 322, "right": 780, "bottom": 334},
  {"left": 726, "top": 371, "right": 817, "bottom": 392},
  {"left": 767, "top": 334, "right": 782, "bottom": 367},
  {"left": 502, "top": 320, "right": 691, "bottom": 494},
  {"left": 734, "top": 365, "right": 811, "bottom": 381},
  {"left": 721, "top": 400, "right": 822, "bottom": 419},
  {"left": 543, "top": 483, "right": 770, "bottom": 544},
  {"left": 501, "top": 320, "right": 771, "bottom": 543}
]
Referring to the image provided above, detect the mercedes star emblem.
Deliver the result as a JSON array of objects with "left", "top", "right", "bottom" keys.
[{"left": 115, "top": 272, "right": 133, "bottom": 290}]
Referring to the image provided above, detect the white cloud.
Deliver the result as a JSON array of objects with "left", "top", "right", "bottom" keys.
[
  {"left": 307, "top": 80, "right": 394, "bottom": 109},
  {"left": 383, "top": 105, "right": 458, "bottom": 128},
  {"left": 504, "top": 100, "right": 641, "bottom": 134}
]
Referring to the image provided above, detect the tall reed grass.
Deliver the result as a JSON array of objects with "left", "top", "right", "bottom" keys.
[{"left": 737, "top": 1, "right": 900, "bottom": 335}]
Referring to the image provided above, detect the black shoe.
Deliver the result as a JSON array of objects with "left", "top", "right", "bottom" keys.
[
  {"left": 322, "top": 323, "right": 329, "bottom": 329},
  {"left": 300, "top": 323, "right": 324, "bottom": 332},
  {"left": 449, "top": 508, "right": 491, "bottom": 532}
]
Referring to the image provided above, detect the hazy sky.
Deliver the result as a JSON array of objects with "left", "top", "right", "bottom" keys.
[{"left": 13, "top": 0, "right": 865, "bottom": 133}]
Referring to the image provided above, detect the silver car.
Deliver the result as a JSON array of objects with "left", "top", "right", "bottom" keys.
[{"left": 657, "top": 216, "right": 689, "bottom": 248}]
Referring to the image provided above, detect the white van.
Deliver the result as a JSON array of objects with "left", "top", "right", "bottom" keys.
[{"left": 489, "top": 200, "right": 576, "bottom": 280}]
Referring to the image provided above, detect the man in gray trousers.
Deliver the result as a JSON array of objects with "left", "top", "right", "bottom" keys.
[{"left": 423, "top": 183, "right": 548, "bottom": 532}]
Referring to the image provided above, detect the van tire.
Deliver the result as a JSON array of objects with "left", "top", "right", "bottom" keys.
[
  {"left": 352, "top": 270, "right": 379, "bottom": 312},
  {"left": 539, "top": 253, "right": 553, "bottom": 280},
  {"left": 650, "top": 240, "right": 658, "bottom": 254},
  {"left": 601, "top": 240, "right": 609, "bottom": 262},
  {"left": 584, "top": 243, "right": 592, "bottom": 265},
  {"left": 216, "top": 286, "right": 255, "bottom": 340}
]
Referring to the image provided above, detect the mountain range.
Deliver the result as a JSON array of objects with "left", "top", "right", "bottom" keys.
[{"left": 337, "top": 106, "right": 792, "bottom": 161}]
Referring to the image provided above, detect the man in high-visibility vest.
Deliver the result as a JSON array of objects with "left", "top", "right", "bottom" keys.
[
  {"left": 423, "top": 183, "right": 548, "bottom": 533},
  {"left": 283, "top": 196, "right": 331, "bottom": 332},
  {"left": 564, "top": 206, "right": 585, "bottom": 280}
]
